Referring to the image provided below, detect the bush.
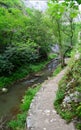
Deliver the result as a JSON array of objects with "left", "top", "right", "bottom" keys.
[
  {"left": 0, "top": 43, "right": 39, "bottom": 76},
  {"left": 54, "top": 45, "right": 81, "bottom": 129},
  {"left": 0, "top": 55, "right": 14, "bottom": 75}
]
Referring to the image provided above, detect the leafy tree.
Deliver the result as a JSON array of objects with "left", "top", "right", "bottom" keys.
[
  {"left": 48, "top": 0, "right": 78, "bottom": 67},
  {"left": 19, "top": 10, "right": 53, "bottom": 59},
  {"left": 48, "top": 1, "right": 67, "bottom": 67},
  {"left": 76, "top": 0, "right": 81, "bottom": 4},
  {"left": 0, "top": 0, "right": 54, "bottom": 75},
  {"left": 0, "top": 0, "right": 27, "bottom": 52},
  {"left": 65, "top": 0, "right": 81, "bottom": 4}
]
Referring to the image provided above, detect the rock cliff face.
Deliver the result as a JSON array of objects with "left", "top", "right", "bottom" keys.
[{"left": 23, "top": 0, "right": 48, "bottom": 11}]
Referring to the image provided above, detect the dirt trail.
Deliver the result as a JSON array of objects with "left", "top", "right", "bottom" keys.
[{"left": 26, "top": 68, "right": 75, "bottom": 130}]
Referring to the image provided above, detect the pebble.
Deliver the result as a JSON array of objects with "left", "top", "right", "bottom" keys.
[{"left": 43, "top": 128, "right": 46, "bottom": 130}]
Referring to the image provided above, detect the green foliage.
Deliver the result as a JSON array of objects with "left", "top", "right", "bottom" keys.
[
  {"left": 0, "top": 0, "right": 26, "bottom": 48},
  {"left": 47, "top": 0, "right": 79, "bottom": 67},
  {"left": 66, "top": 0, "right": 81, "bottom": 4},
  {"left": 0, "top": 42, "right": 39, "bottom": 76},
  {"left": 48, "top": 53, "right": 57, "bottom": 60},
  {"left": 0, "top": 0, "right": 22, "bottom": 8},
  {"left": 9, "top": 112, "right": 27, "bottom": 129},
  {"left": 0, "top": 0, "right": 54, "bottom": 80},
  {"left": 76, "top": 123, "right": 81, "bottom": 130},
  {"left": 0, "top": 56, "right": 52, "bottom": 88},
  {"left": 53, "top": 65, "right": 62, "bottom": 77},
  {"left": 8, "top": 85, "right": 40, "bottom": 130},
  {"left": 54, "top": 45, "right": 81, "bottom": 129},
  {"left": 21, "top": 86, "right": 40, "bottom": 111},
  {"left": 54, "top": 76, "right": 66, "bottom": 106},
  {"left": 76, "top": 104, "right": 81, "bottom": 118}
]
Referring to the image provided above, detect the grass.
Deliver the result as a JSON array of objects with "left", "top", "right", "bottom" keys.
[
  {"left": 8, "top": 85, "right": 41, "bottom": 130},
  {"left": 48, "top": 53, "right": 57, "bottom": 60},
  {"left": 54, "top": 76, "right": 74, "bottom": 122},
  {"left": 53, "top": 64, "right": 62, "bottom": 77},
  {"left": 0, "top": 53, "right": 56, "bottom": 89}
]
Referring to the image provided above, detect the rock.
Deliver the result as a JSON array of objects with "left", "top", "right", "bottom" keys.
[
  {"left": 2, "top": 88, "right": 8, "bottom": 93},
  {"left": 75, "top": 51, "right": 80, "bottom": 60},
  {"left": 32, "top": 83, "right": 40, "bottom": 88},
  {"left": 32, "top": 84, "right": 37, "bottom": 88},
  {"left": 50, "top": 118, "right": 55, "bottom": 123},
  {"left": 64, "top": 96, "right": 71, "bottom": 103},
  {"left": 48, "top": 77, "right": 50, "bottom": 80},
  {"left": 66, "top": 79, "right": 74, "bottom": 89},
  {"left": 43, "top": 128, "right": 46, "bottom": 130},
  {"left": 35, "top": 73, "right": 42, "bottom": 77},
  {"left": 69, "top": 91, "right": 79, "bottom": 102}
]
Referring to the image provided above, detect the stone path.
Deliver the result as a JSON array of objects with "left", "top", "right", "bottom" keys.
[{"left": 26, "top": 68, "right": 75, "bottom": 130}]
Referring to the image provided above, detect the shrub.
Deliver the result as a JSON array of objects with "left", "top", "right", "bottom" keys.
[
  {"left": 54, "top": 45, "right": 81, "bottom": 129},
  {"left": 0, "top": 55, "right": 14, "bottom": 75},
  {"left": 0, "top": 43, "right": 39, "bottom": 76}
]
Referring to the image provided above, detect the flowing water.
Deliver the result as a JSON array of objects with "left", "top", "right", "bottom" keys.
[{"left": 0, "top": 58, "right": 59, "bottom": 125}]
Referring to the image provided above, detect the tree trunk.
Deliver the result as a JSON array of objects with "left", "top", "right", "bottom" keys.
[
  {"left": 60, "top": 52, "right": 65, "bottom": 68},
  {"left": 57, "top": 21, "right": 65, "bottom": 68},
  {"left": 70, "top": 18, "right": 74, "bottom": 47}
]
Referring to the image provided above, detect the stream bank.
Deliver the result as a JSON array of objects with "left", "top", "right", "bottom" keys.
[{"left": 0, "top": 58, "right": 59, "bottom": 130}]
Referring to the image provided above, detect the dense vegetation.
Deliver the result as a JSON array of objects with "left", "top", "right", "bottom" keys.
[
  {"left": 0, "top": 0, "right": 79, "bottom": 84},
  {"left": 0, "top": 0, "right": 81, "bottom": 130},
  {"left": 54, "top": 46, "right": 81, "bottom": 129},
  {"left": 50, "top": 1, "right": 81, "bottom": 130},
  {"left": 52, "top": 1, "right": 81, "bottom": 129},
  {"left": 47, "top": 0, "right": 79, "bottom": 67},
  {"left": 0, "top": 0, "right": 54, "bottom": 88}
]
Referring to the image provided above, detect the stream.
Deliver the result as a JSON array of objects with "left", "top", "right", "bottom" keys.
[{"left": 0, "top": 58, "right": 59, "bottom": 127}]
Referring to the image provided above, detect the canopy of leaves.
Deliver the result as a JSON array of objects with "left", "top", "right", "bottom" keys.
[{"left": 0, "top": 0, "right": 53, "bottom": 75}]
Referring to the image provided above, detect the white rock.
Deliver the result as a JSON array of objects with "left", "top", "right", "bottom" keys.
[
  {"left": 44, "top": 109, "right": 50, "bottom": 115},
  {"left": 2, "top": 88, "right": 8, "bottom": 93},
  {"left": 64, "top": 96, "right": 71, "bottom": 103},
  {"left": 43, "top": 128, "right": 46, "bottom": 130}
]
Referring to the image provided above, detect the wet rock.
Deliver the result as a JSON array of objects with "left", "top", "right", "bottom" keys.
[
  {"left": 2, "top": 88, "right": 8, "bottom": 93},
  {"left": 35, "top": 73, "right": 43, "bottom": 77},
  {"left": 32, "top": 83, "right": 40, "bottom": 88}
]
